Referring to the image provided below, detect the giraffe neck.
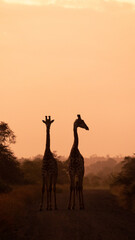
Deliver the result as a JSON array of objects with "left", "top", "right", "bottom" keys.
[
  {"left": 45, "top": 126, "right": 51, "bottom": 153},
  {"left": 73, "top": 125, "right": 78, "bottom": 149}
]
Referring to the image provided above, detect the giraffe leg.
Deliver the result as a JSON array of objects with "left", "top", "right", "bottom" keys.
[
  {"left": 72, "top": 182, "right": 76, "bottom": 210},
  {"left": 53, "top": 175, "right": 57, "bottom": 210},
  {"left": 68, "top": 176, "right": 75, "bottom": 210},
  {"left": 68, "top": 185, "right": 72, "bottom": 210},
  {"left": 76, "top": 179, "right": 80, "bottom": 208},
  {"left": 78, "top": 187, "right": 81, "bottom": 209},
  {"left": 46, "top": 177, "right": 49, "bottom": 210},
  {"left": 46, "top": 189, "right": 49, "bottom": 210},
  {"left": 78, "top": 178, "right": 82, "bottom": 209},
  {"left": 49, "top": 176, "right": 52, "bottom": 210},
  {"left": 53, "top": 184, "right": 57, "bottom": 210},
  {"left": 78, "top": 177, "right": 84, "bottom": 209},
  {"left": 81, "top": 186, "right": 84, "bottom": 209},
  {"left": 40, "top": 176, "right": 45, "bottom": 211},
  {"left": 80, "top": 177, "right": 84, "bottom": 209},
  {"left": 80, "top": 185, "right": 84, "bottom": 209}
]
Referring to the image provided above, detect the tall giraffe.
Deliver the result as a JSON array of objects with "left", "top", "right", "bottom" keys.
[
  {"left": 68, "top": 115, "right": 89, "bottom": 210},
  {"left": 40, "top": 116, "right": 58, "bottom": 211}
]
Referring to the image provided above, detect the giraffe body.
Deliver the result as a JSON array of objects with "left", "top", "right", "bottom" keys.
[
  {"left": 68, "top": 115, "right": 89, "bottom": 210},
  {"left": 40, "top": 116, "right": 58, "bottom": 211},
  {"left": 68, "top": 148, "right": 84, "bottom": 184},
  {"left": 42, "top": 150, "right": 57, "bottom": 176}
]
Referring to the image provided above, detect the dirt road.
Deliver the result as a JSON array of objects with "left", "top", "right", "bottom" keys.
[{"left": 2, "top": 189, "right": 135, "bottom": 240}]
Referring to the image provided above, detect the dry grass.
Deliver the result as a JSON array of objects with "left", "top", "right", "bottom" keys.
[
  {"left": 0, "top": 183, "right": 66, "bottom": 229},
  {"left": 0, "top": 183, "right": 67, "bottom": 240},
  {"left": 0, "top": 184, "right": 41, "bottom": 238},
  {"left": 110, "top": 184, "right": 135, "bottom": 212}
]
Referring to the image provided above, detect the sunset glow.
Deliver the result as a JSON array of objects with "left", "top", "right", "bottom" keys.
[
  {"left": 0, "top": 0, "right": 135, "bottom": 158},
  {"left": 2, "top": 0, "right": 135, "bottom": 8}
]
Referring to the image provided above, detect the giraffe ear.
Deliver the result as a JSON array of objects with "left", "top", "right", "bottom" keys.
[
  {"left": 51, "top": 120, "right": 54, "bottom": 123},
  {"left": 42, "top": 120, "right": 46, "bottom": 124}
]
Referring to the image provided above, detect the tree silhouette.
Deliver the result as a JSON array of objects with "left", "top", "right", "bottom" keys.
[
  {"left": 0, "top": 122, "right": 23, "bottom": 190},
  {"left": 111, "top": 156, "right": 135, "bottom": 210},
  {"left": 0, "top": 121, "right": 16, "bottom": 146}
]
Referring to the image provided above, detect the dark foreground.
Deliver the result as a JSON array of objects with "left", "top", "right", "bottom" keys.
[{"left": 1, "top": 189, "right": 135, "bottom": 240}]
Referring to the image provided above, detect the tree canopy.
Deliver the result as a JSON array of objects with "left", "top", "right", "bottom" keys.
[
  {"left": 0, "top": 122, "right": 23, "bottom": 189},
  {"left": 0, "top": 121, "right": 16, "bottom": 146}
]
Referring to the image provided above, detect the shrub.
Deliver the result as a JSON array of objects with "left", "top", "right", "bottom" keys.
[
  {"left": 0, "top": 178, "right": 12, "bottom": 193},
  {"left": 111, "top": 156, "right": 135, "bottom": 211}
]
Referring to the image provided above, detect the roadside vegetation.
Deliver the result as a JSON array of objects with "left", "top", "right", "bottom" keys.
[{"left": 110, "top": 156, "right": 135, "bottom": 211}]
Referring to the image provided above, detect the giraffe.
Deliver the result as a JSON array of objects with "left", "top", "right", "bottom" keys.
[
  {"left": 40, "top": 116, "right": 58, "bottom": 211},
  {"left": 68, "top": 114, "right": 89, "bottom": 210}
]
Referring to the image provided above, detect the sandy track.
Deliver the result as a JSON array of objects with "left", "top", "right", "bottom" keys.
[{"left": 4, "top": 190, "right": 135, "bottom": 240}]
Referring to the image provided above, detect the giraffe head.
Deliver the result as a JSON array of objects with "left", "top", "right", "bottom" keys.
[
  {"left": 42, "top": 116, "right": 54, "bottom": 128},
  {"left": 74, "top": 114, "right": 89, "bottom": 130}
]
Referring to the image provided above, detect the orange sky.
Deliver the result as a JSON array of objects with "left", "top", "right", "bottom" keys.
[{"left": 0, "top": 0, "right": 135, "bottom": 158}]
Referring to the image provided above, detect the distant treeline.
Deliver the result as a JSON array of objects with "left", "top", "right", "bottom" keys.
[
  {"left": 19, "top": 155, "right": 69, "bottom": 185},
  {"left": 0, "top": 121, "right": 135, "bottom": 211}
]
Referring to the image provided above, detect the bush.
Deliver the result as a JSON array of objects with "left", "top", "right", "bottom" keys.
[
  {"left": 0, "top": 144, "right": 23, "bottom": 185},
  {"left": 21, "top": 158, "right": 42, "bottom": 184},
  {"left": 0, "top": 178, "right": 12, "bottom": 193},
  {"left": 111, "top": 156, "right": 135, "bottom": 211},
  {"left": 0, "top": 122, "right": 24, "bottom": 189},
  {"left": 57, "top": 160, "right": 69, "bottom": 185}
]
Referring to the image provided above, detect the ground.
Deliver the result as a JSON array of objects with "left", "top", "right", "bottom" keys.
[{"left": 1, "top": 189, "right": 135, "bottom": 240}]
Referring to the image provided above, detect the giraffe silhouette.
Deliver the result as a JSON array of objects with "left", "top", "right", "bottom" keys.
[
  {"left": 68, "top": 115, "right": 89, "bottom": 210},
  {"left": 40, "top": 116, "right": 58, "bottom": 211}
]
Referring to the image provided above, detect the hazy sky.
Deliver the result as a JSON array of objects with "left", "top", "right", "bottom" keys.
[{"left": 0, "top": 0, "right": 135, "bottom": 159}]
